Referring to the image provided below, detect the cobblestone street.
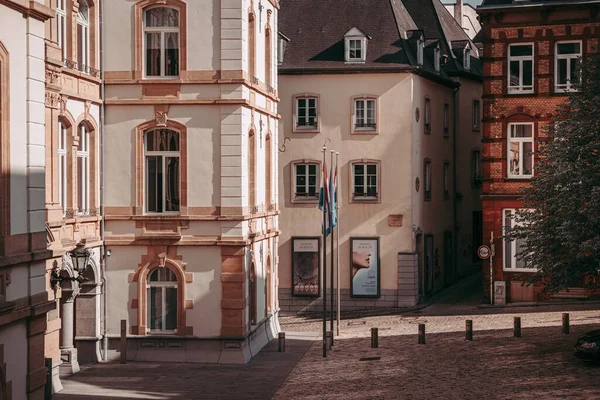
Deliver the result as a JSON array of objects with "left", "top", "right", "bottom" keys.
[{"left": 56, "top": 273, "right": 600, "bottom": 399}]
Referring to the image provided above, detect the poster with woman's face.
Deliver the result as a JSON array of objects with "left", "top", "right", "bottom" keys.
[
  {"left": 292, "top": 238, "right": 320, "bottom": 297},
  {"left": 351, "top": 238, "right": 380, "bottom": 297}
]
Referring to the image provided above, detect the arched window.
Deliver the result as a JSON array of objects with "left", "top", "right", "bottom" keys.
[
  {"left": 265, "top": 134, "right": 271, "bottom": 205},
  {"left": 144, "top": 7, "right": 180, "bottom": 77},
  {"left": 77, "top": 124, "right": 90, "bottom": 214},
  {"left": 146, "top": 267, "right": 178, "bottom": 332},
  {"left": 265, "top": 28, "right": 272, "bottom": 87},
  {"left": 249, "top": 130, "right": 255, "bottom": 210},
  {"left": 145, "top": 129, "right": 180, "bottom": 212},
  {"left": 57, "top": 0, "right": 67, "bottom": 59},
  {"left": 249, "top": 262, "right": 257, "bottom": 326},
  {"left": 58, "top": 121, "right": 67, "bottom": 215},
  {"left": 248, "top": 10, "right": 256, "bottom": 79},
  {"left": 77, "top": 0, "right": 90, "bottom": 68}
]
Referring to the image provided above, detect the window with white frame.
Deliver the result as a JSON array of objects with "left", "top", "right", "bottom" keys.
[
  {"left": 472, "top": 100, "right": 480, "bottom": 130},
  {"left": 508, "top": 123, "right": 534, "bottom": 178},
  {"left": 147, "top": 267, "right": 178, "bottom": 332},
  {"left": 352, "top": 163, "right": 378, "bottom": 200},
  {"left": 417, "top": 38, "right": 424, "bottom": 65},
  {"left": 471, "top": 149, "right": 481, "bottom": 186},
  {"left": 443, "top": 161, "right": 450, "bottom": 200},
  {"left": 296, "top": 97, "right": 318, "bottom": 129},
  {"left": 348, "top": 39, "right": 363, "bottom": 61},
  {"left": 77, "top": 0, "right": 90, "bottom": 69},
  {"left": 508, "top": 44, "right": 534, "bottom": 93},
  {"left": 443, "top": 103, "right": 449, "bottom": 136},
  {"left": 144, "top": 7, "right": 180, "bottom": 77},
  {"left": 76, "top": 124, "right": 90, "bottom": 215},
  {"left": 145, "top": 129, "right": 180, "bottom": 212},
  {"left": 463, "top": 47, "right": 471, "bottom": 70},
  {"left": 424, "top": 98, "right": 431, "bottom": 133},
  {"left": 58, "top": 122, "right": 67, "bottom": 216},
  {"left": 424, "top": 159, "right": 432, "bottom": 201},
  {"left": 503, "top": 209, "right": 534, "bottom": 270},
  {"left": 294, "top": 163, "right": 319, "bottom": 200},
  {"left": 57, "top": 0, "right": 67, "bottom": 59},
  {"left": 434, "top": 47, "right": 441, "bottom": 72},
  {"left": 555, "top": 41, "right": 581, "bottom": 92},
  {"left": 354, "top": 99, "right": 376, "bottom": 130}
]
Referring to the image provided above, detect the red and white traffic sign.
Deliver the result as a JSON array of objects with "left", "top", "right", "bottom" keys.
[{"left": 478, "top": 245, "right": 491, "bottom": 260}]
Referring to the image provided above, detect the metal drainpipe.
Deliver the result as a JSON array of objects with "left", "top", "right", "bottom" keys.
[
  {"left": 99, "top": 0, "right": 108, "bottom": 361},
  {"left": 452, "top": 85, "right": 459, "bottom": 284}
]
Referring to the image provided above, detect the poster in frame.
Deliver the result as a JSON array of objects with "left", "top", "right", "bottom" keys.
[
  {"left": 350, "top": 237, "right": 380, "bottom": 298},
  {"left": 291, "top": 237, "right": 321, "bottom": 297}
]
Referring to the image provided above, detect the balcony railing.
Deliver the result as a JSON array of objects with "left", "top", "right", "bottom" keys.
[
  {"left": 355, "top": 122, "right": 376, "bottom": 129},
  {"left": 296, "top": 120, "right": 318, "bottom": 129},
  {"left": 63, "top": 58, "right": 100, "bottom": 78},
  {"left": 65, "top": 208, "right": 99, "bottom": 218}
]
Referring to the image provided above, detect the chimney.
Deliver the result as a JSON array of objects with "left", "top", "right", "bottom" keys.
[{"left": 454, "top": 0, "right": 463, "bottom": 30}]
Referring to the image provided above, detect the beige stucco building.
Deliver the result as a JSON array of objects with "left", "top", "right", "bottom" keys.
[
  {"left": 277, "top": 0, "right": 483, "bottom": 312},
  {"left": 102, "top": 0, "right": 280, "bottom": 363}
]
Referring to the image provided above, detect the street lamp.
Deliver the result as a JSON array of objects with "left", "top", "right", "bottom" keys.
[{"left": 50, "top": 242, "right": 93, "bottom": 288}]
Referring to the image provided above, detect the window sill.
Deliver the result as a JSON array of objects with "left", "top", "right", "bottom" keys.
[
  {"left": 505, "top": 176, "right": 532, "bottom": 181},
  {"left": 506, "top": 89, "right": 534, "bottom": 95},
  {"left": 143, "top": 76, "right": 181, "bottom": 81},
  {"left": 292, "top": 197, "right": 319, "bottom": 204},
  {"left": 351, "top": 129, "right": 378, "bottom": 135},
  {"left": 293, "top": 127, "right": 320, "bottom": 134},
  {"left": 503, "top": 268, "right": 537, "bottom": 273},
  {"left": 350, "top": 197, "right": 380, "bottom": 204},
  {"left": 472, "top": 127, "right": 480, "bottom": 132},
  {"left": 345, "top": 60, "right": 366, "bottom": 64}
]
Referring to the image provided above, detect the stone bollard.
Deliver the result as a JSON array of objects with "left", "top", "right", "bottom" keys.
[
  {"left": 278, "top": 332, "right": 286, "bottom": 352},
  {"left": 371, "top": 328, "right": 378, "bottom": 348},
  {"left": 466, "top": 320, "right": 473, "bottom": 341},
  {"left": 418, "top": 323, "right": 426, "bottom": 345},
  {"left": 326, "top": 331, "right": 333, "bottom": 351},
  {"left": 562, "top": 313, "right": 570, "bottom": 334},
  {"left": 120, "top": 319, "right": 127, "bottom": 364},
  {"left": 514, "top": 317, "right": 521, "bottom": 338}
]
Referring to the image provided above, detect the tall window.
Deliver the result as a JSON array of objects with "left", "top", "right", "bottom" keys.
[
  {"left": 471, "top": 149, "right": 481, "bottom": 186},
  {"left": 503, "top": 209, "right": 534, "bottom": 271},
  {"left": 57, "top": 0, "right": 67, "bottom": 59},
  {"left": 248, "top": 11, "right": 256, "bottom": 79},
  {"left": 434, "top": 47, "right": 441, "bottom": 72},
  {"left": 443, "top": 161, "right": 450, "bottom": 200},
  {"left": 77, "top": 0, "right": 90, "bottom": 69},
  {"left": 463, "top": 47, "right": 471, "bottom": 70},
  {"left": 347, "top": 39, "right": 363, "bottom": 61},
  {"left": 147, "top": 267, "right": 178, "bottom": 332},
  {"left": 296, "top": 97, "right": 317, "bottom": 129},
  {"left": 145, "top": 129, "right": 180, "bottom": 212},
  {"left": 265, "top": 28, "right": 272, "bottom": 87},
  {"left": 508, "top": 123, "right": 534, "bottom": 178},
  {"left": 424, "top": 159, "right": 432, "bottom": 201},
  {"left": 417, "top": 38, "right": 424, "bottom": 65},
  {"left": 555, "top": 41, "right": 581, "bottom": 92},
  {"left": 352, "top": 162, "right": 378, "bottom": 200},
  {"left": 58, "top": 122, "right": 67, "bottom": 215},
  {"left": 424, "top": 98, "right": 431, "bottom": 133},
  {"left": 443, "top": 103, "right": 449, "bottom": 136},
  {"left": 294, "top": 163, "right": 319, "bottom": 200},
  {"left": 508, "top": 44, "right": 534, "bottom": 94},
  {"left": 265, "top": 135, "right": 271, "bottom": 205},
  {"left": 354, "top": 99, "right": 376, "bottom": 130},
  {"left": 144, "top": 7, "right": 180, "bottom": 77},
  {"left": 472, "top": 100, "right": 480, "bottom": 130},
  {"left": 249, "top": 130, "right": 255, "bottom": 209},
  {"left": 77, "top": 124, "right": 90, "bottom": 214}
]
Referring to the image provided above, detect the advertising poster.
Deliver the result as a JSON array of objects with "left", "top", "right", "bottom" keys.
[
  {"left": 350, "top": 237, "right": 380, "bottom": 298},
  {"left": 291, "top": 237, "right": 320, "bottom": 297}
]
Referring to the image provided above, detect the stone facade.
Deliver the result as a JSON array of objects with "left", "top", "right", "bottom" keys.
[{"left": 477, "top": 1, "right": 600, "bottom": 303}]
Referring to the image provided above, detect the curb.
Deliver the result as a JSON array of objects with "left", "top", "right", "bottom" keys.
[{"left": 477, "top": 299, "right": 600, "bottom": 309}]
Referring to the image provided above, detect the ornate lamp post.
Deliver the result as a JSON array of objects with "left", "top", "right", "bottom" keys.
[{"left": 50, "top": 242, "right": 93, "bottom": 288}]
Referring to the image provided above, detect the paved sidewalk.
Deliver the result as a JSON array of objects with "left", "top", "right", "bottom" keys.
[{"left": 55, "top": 332, "right": 317, "bottom": 400}]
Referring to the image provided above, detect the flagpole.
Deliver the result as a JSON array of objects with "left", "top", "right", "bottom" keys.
[
  {"left": 321, "top": 146, "right": 327, "bottom": 358},
  {"left": 329, "top": 150, "right": 335, "bottom": 346},
  {"left": 336, "top": 152, "right": 340, "bottom": 337}
]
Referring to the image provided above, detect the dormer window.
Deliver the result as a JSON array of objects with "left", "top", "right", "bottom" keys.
[
  {"left": 344, "top": 27, "right": 368, "bottom": 63},
  {"left": 434, "top": 47, "right": 441, "bottom": 72},
  {"left": 464, "top": 47, "right": 471, "bottom": 70},
  {"left": 278, "top": 32, "right": 290, "bottom": 66},
  {"left": 417, "top": 37, "right": 424, "bottom": 65}
]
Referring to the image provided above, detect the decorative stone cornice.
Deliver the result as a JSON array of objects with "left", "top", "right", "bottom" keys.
[{"left": 0, "top": 0, "right": 55, "bottom": 21}]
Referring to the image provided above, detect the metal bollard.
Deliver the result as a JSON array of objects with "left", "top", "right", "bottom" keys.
[
  {"left": 514, "top": 317, "right": 521, "bottom": 337},
  {"left": 45, "top": 357, "right": 53, "bottom": 400},
  {"left": 326, "top": 331, "right": 333, "bottom": 351},
  {"left": 371, "top": 328, "right": 379, "bottom": 348},
  {"left": 120, "top": 319, "right": 127, "bottom": 364},
  {"left": 278, "top": 332, "right": 286, "bottom": 352},
  {"left": 418, "top": 323, "right": 426, "bottom": 345},
  {"left": 562, "top": 313, "right": 570, "bottom": 334},
  {"left": 466, "top": 320, "right": 473, "bottom": 341}
]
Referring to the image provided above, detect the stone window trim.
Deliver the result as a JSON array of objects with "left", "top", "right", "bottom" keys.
[
  {"left": 507, "top": 42, "right": 535, "bottom": 95},
  {"left": 502, "top": 208, "right": 536, "bottom": 272},
  {"left": 554, "top": 40, "right": 582, "bottom": 93},
  {"left": 424, "top": 97, "right": 431, "bottom": 134},
  {"left": 291, "top": 159, "right": 321, "bottom": 204},
  {"left": 505, "top": 117, "right": 536, "bottom": 180},
  {"left": 133, "top": 0, "right": 188, "bottom": 81},
  {"left": 292, "top": 93, "right": 320, "bottom": 133},
  {"left": 248, "top": 7, "right": 256, "bottom": 81},
  {"left": 0, "top": 41, "right": 9, "bottom": 239},
  {"left": 349, "top": 159, "right": 381, "bottom": 204},
  {"left": 58, "top": 0, "right": 99, "bottom": 73},
  {"left": 424, "top": 158, "right": 432, "bottom": 202},
  {"left": 134, "top": 119, "right": 188, "bottom": 216},
  {"left": 132, "top": 255, "right": 191, "bottom": 336},
  {"left": 351, "top": 95, "right": 379, "bottom": 135}
]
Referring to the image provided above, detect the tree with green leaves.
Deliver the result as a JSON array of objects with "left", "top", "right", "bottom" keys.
[{"left": 507, "top": 50, "right": 600, "bottom": 294}]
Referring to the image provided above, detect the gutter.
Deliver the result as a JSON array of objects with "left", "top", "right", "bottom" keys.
[
  {"left": 452, "top": 85, "right": 459, "bottom": 285},
  {"left": 477, "top": 0, "right": 600, "bottom": 12},
  {"left": 99, "top": 0, "right": 108, "bottom": 361}
]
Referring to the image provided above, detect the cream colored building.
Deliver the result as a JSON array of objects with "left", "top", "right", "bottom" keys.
[
  {"left": 277, "top": 0, "right": 482, "bottom": 312},
  {"left": 102, "top": 0, "right": 280, "bottom": 363},
  {"left": 444, "top": 0, "right": 482, "bottom": 40}
]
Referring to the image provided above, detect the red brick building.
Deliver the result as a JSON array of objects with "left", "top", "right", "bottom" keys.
[{"left": 477, "top": 0, "right": 600, "bottom": 303}]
